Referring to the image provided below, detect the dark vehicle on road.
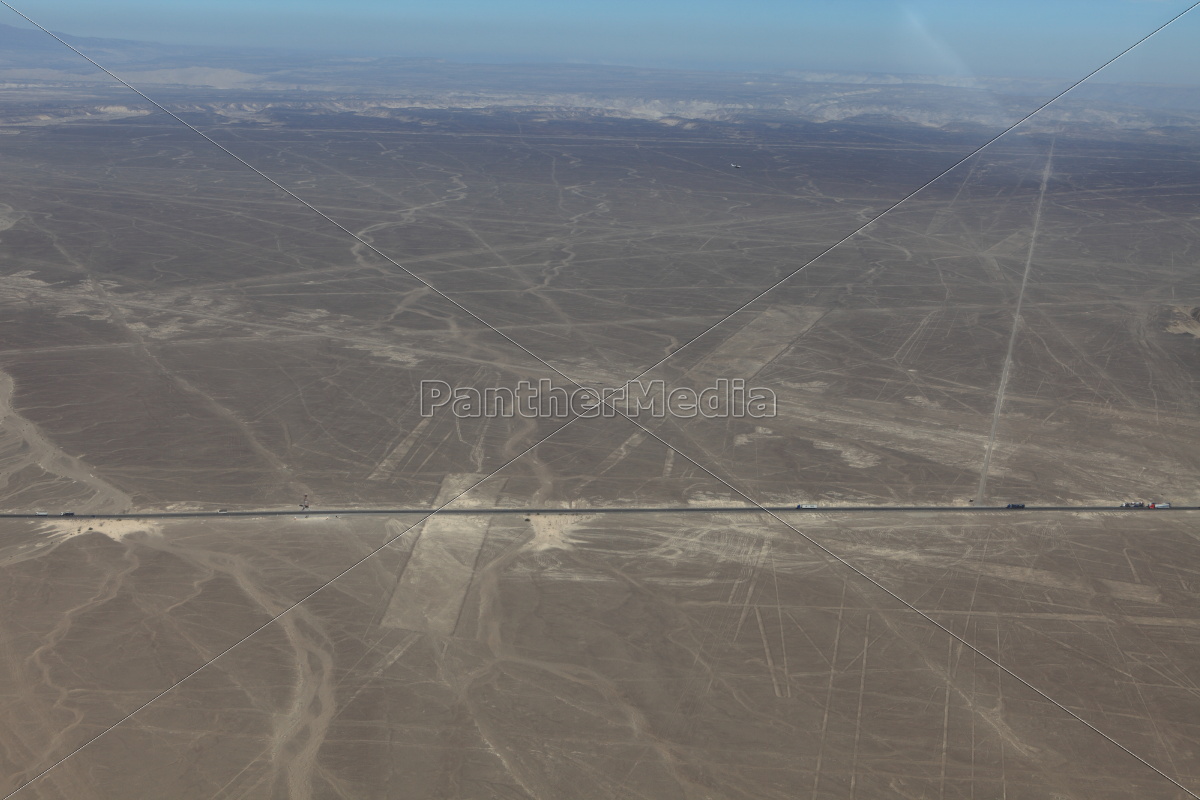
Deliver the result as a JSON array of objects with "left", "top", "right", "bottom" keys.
[{"left": 1004, "top": 503, "right": 1025, "bottom": 509}]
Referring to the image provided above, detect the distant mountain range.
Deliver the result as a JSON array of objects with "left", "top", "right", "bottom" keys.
[{"left": 2, "top": 22, "right": 1199, "bottom": 135}]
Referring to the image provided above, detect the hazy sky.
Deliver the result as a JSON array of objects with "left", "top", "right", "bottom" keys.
[{"left": 7, "top": 0, "right": 1200, "bottom": 82}]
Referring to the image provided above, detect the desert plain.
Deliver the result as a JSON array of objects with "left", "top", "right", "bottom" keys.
[{"left": 0, "top": 95, "right": 1198, "bottom": 798}]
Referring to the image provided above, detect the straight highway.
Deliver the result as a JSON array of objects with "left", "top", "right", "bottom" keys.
[{"left": 3, "top": 505, "right": 1196, "bottom": 520}]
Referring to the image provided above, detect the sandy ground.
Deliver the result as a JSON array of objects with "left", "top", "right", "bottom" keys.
[
  {"left": 0, "top": 510, "right": 1197, "bottom": 798},
  {"left": 0, "top": 114, "right": 1198, "bottom": 798}
]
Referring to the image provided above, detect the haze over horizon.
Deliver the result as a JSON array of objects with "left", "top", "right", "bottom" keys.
[
  {"left": 6, "top": 1, "right": 1200, "bottom": 798},
  {"left": 3, "top": 0, "right": 1200, "bottom": 85}
]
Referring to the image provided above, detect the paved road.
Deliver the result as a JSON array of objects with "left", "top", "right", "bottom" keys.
[{"left": 3, "top": 506, "right": 1194, "bottom": 520}]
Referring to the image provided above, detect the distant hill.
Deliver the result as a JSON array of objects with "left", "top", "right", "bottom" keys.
[{"left": 1, "top": 22, "right": 1199, "bottom": 134}]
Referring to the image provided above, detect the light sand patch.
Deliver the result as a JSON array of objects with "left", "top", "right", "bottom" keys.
[
  {"left": 127, "top": 319, "right": 190, "bottom": 339},
  {"left": 163, "top": 502, "right": 205, "bottom": 511},
  {"left": 352, "top": 344, "right": 421, "bottom": 367},
  {"left": 734, "top": 426, "right": 780, "bottom": 446},
  {"left": 120, "top": 67, "right": 264, "bottom": 89},
  {"left": 281, "top": 309, "right": 330, "bottom": 325},
  {"left": 686, "top": 306, "right": 826, "bottom": 383},
  {"left": 813, "top": 440, "right": 882, "bottom": 468},
  {"left": 687, "top": 494, "right": 739, "bottom": 507},
  {"left": 836, "top": 541, "right": 1161, "bottom": 604},
  {"left": 39, "top": 518, "right": 160, "bottom": 542},
  {"left": 439, "top": 474, "right": 507, "bottom": 508},
  {"left": 383, "top": 474, "right": 502, "bottom": 635},
  {"left": 368, "top": 418, "right": 430, "bottom": 482},
  {"left": 526, "top": 513, "right": 595, "bottom": 552},
  {"left": 1165, "top": 306, "right": 1200, "bottom": 337},
  {"left": 0, "top": 271, "right": 56, "bottom": 292},
  {"left": 782, "top": 380, "right": 829, "bottom": 393}
]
